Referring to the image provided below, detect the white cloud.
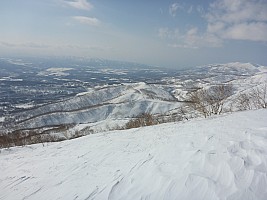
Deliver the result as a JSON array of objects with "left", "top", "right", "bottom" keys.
[
  {"left": 207, "top": 22, "right": 225, "bottom": 34},
  {"left": 160, "top": 0, "right": 267, "bottom": 49},
  {"left": 63, "top": 44, "right": 112, "bottom": 51},
  {"left": 0, "top": 41, "right": 17, "bottom": 47},
  {"left": 158, "top": 28, "right": 179, "bottom": 39},
  {"left": 183, "top": 27, "right": 222, "bottom": 48},
  {"left": 186, "top": 27, "right": 198, "bottom": 36},
  {"left": 222, "top": 22, "right": 267, "bottom": 42},
  {"left": 187, "top": 5, "right": 193, "bottom": 14},
  {"left": 208, "top": 0, "right": 267, "bottom": 23},
  {"left": 206, "top": 0, "right": 267, "bottom": 42},
  {"left": 63, "top": 0, "right": 92, "bottom": 10},
  {"left": 0, "top": 41, "right": 50, "bottom": 49},
  {"left": 169, "top": 3, "right": 183, "bottom": 17},
  {"left": 0, "top": 41, "right": 111, "bottom": 53},
  {"left": 196, "top": 5, "right": 204, "bottom": 14},
  {"left": 158, "top": 27, "right": 180, "bottom": 40},
  {"left": 158, "top": 28, "right": 170, "bottom": 38},
  {"left": 168, "top": 43, "right": 198, "bottom": 49},
  {"left": 72, "top": 16, "right": 100, "bottom": 26},
  {"left": 159, "top": 26, "right": 222, "bottom": 49}
]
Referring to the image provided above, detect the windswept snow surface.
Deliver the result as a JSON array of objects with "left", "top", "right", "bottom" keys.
[{"left": 1, "top": 109, "right": 267, "bottom": 200}]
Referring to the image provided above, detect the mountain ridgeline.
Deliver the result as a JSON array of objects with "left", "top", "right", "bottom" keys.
[{"left": 0, "top": 59, "right": 267, "bottom": 147}]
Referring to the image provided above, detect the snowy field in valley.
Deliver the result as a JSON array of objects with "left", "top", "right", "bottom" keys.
[{"left": 1, "top": 109, "right": 267, "bottom": 200}]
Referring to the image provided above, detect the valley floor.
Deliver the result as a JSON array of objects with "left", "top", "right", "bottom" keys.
[{"left": 1, "top": 109, "right": 267, "bottom": 200}]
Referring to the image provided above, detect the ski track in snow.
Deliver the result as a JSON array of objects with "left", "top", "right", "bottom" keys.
[{"left": 1, "top": 109, "right": 267, "bottom": 200}]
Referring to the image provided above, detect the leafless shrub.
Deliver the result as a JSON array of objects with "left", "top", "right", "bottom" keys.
[
  {"left": 0, "top": 124, "right": 75, "bottom": 149},
  {"left": 113, "top": 124, "right": 125, "bottom": 130},
  {"left": 187, "top": 84, "right": 234, "bottom": 117},
  {"left": 236, "top": 84, "right": 267, "bottom": 111},
  {"left": 125, "top": 113, "right": 157, "bottom": 129},
  {"left": 124, "top": 108, "right": 190, "bottom": 130},
  {"left": 250, "top": 84, "right": 267, "bottom": 109},
  {"left": 236, "top": 93, "right": 252, "bottom": 111},
  {"left": 177, "top": 106, "right": 189, "bottom": 120},
  {"left": 73, "top": 126, "right": 94, "bottom": 138}
]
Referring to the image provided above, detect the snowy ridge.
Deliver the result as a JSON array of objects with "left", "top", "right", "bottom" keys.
[
  {"left": 173, "top": 62, "right": 267, "bottom": 102},
  {"left": 197, "top": 62, "right": 260, "bottom": 75},
  {"left": 1, "top": 109, "right": 267, "bottom": 200},
  {"left": 12, "top": 82, "right": 179, "bottom": 129},
  {"left": 2, "top": 62, "right": 267, "bottom": 138}
]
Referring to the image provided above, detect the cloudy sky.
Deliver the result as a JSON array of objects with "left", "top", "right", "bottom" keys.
[{"left": 0, "top": 0, "right": 267, "bottom": 68}]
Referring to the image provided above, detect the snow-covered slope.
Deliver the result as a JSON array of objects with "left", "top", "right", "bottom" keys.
[
  {"left": 1, "top": 109, "right": 267, "bottom": 200},
  {"left": 11, "top": 82, "right": 179, "bottom": 129},
  {"left": 196, "top": 62, "right": 260, "bottom": 77},
  {"left": 2, "top": 62, "right": 266, "bottom": 142},
  {"left": 172, "top": 62, "right": 267, "bottom": 104}
]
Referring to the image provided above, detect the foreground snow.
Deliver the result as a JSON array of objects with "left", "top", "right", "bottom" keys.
[{"left": 1, "top": 110, "right": 267, "bottom": 200}]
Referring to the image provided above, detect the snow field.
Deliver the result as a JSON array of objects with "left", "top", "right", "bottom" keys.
[{"left": 0, "top": 109, "right": 267, "bottom": 200}]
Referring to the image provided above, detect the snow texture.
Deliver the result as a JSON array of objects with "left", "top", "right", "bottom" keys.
[{"left": 1, "top": 109, "right": 267, "bottom": 200}]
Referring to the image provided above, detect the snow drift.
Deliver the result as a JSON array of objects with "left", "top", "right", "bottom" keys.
[{"left": 1, "top": 109, "right": 267, "bottom": 200}]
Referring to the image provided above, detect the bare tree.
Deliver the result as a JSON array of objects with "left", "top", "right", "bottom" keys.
[
  {"left": 187, "top": 89, "right": 209, "bottom": 117},
  {"left": 178, "top": 106, "right": 189, "bottom": 120},
  {"left": 250, "top": 84, "right": 267, "bottom": 109},
  {"left": 235, "top": 84, "right": 267, "bottom": 111},
  {"left": 236, "top": 93, "right": 252, "bottom": 111},
  {"left": 125, "top": 113, "right": 156, "bottom": 129},
  {"left": 187, "top": 84, "right": 234, "bottom": 117}
]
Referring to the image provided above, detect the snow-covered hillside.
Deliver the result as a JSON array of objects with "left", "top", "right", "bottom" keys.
[
  {"left": 1, "top": 109, "right": 267, "bottom": 200},
  {"left": 172, "top": 62, "right": 267, "bottom": 109},
  {"left": 1, "top": 62, "right": 266, "bottom": 145},
  {"left": 11, "top": 82, "right": 179, "bottom": 130}
]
